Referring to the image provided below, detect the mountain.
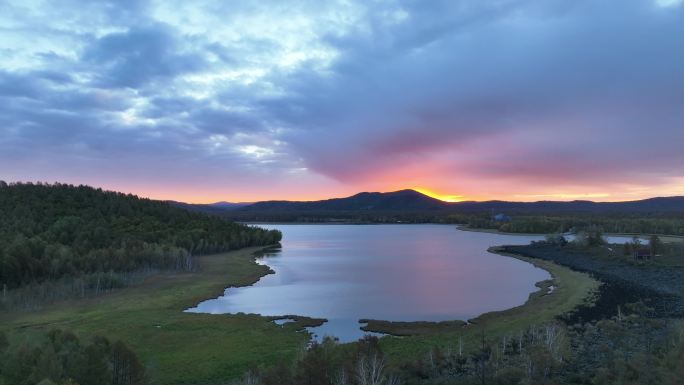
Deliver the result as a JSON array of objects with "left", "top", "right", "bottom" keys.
[
  {"left": 238, "top": 189, "right": 449, "bottom": 212},
  {"left": 235, "top": 191, "right": 684, "bottom": 214},
  {"left": 175, "top": 190, "right": 684, "bottom": 217},
  {"left": 208, "top": 201, "right": 253, "bottom": 209},
  {"left": 449, "top": 196, "right": 684, "bottom": 213},
  {"left": 167, "top": 200, "right": 252, "bottom": 214}
]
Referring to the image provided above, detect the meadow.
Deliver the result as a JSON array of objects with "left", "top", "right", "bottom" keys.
[{"left": 1, "top": 243, "right": 599, "bottom": 384}]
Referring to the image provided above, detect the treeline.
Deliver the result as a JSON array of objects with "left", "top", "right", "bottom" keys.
[
  {"left": 233, "top": 306, "right": 684, "bottom": 385},
  {"left": 2, "top": 271, "right": 148, "bottom": 311},
  {"left": 0, "top": 329, "right": 146, "bottom": 385},
  {"left": 568, "top": 303, "right": 684, "bottom": 384},
  {"left": 0, "top": 182, "right": 281, "bottom": 290},
  {"left": 232, "top": 335, "right": 402, "bottom": 385},
  {"left": 445, "top": 213, "right": 684, "bottom": 236},
  {"left": 224, "top": 211, "right": 446, "bottom": 224},
  {"left": 225, "top": 210, "right": 684, "bottom": 237}
]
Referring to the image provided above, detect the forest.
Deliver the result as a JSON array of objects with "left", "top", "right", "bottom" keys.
[
  {"left": 230, "top": 306, "right": 684, "bottom": 385},
  {"left": 0, "top": 329, "right": 146, "bottom": 385},
  {"left": 0, "top": 182, "right": 281, "bottom": 290},
  {"left": 454, "top": 213, "right": 684, "bottom": 236},
  {"left": 224, "top": 210, "right": 684, "bottom": 237}
]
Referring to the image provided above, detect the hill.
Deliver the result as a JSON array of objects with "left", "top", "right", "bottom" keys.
[
  {"left": 167, "top": 200, "right": 252, "bottom": 215},
  {"left": 240, "top": 189, "right": 449, "bottom": 212},
  {"left": 449, "top": 196, "right": 684, "bottom": 214},
  {"left": 0, "top": 182, "right": 281, "bottom": 289},
  {"left": 209, "top": 201, "right": 254, "bottom": 209},
  {"left": 205, "top": 190, "right": 684, "bottom": 215}
]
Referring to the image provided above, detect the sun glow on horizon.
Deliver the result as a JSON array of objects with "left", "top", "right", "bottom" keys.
[
  {"left": 413, "top": 188, "right": 465, "bottom": 203},
  {"left": 511, "top": 192, "right": 612, "bottom": 201}
]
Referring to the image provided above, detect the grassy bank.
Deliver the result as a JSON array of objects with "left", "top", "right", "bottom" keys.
[
  {"left": 0, "top": 247, "right": 313, "bottom": 385},
  {"left": 0, "top": 240, "right": 601, "bottom": 384},
  {"left": 502, "top": 243, "right": 684, "bottom": 319},
  {"left": 373, "top": 246, "right": 600, "bottom": 361},
  {"left": 456, "top": 225, "right": 548, "bottom": 236}
]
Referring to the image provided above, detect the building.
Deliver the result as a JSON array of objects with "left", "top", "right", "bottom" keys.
[
  {"left": 493, "top": 213, "right": 511, "bottom": 222},
  {"left": 633, "top": 247, "right": 653, "bottom": 260}
]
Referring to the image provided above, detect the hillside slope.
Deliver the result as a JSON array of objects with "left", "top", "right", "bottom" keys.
[{"left": 0, "top": 182, "right": 281, "bottom": 288}]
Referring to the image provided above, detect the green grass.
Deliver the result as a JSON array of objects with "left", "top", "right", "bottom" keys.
[
  {"left": 0, "top": 247, "right": 309, "bottom": 385},
  {"left": 0, "top": 244, "right": 601, "bottom": 383}
]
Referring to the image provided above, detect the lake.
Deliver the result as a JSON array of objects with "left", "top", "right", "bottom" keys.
[{"left": 187, "top": 224, "right": 567, "bottom": 342}]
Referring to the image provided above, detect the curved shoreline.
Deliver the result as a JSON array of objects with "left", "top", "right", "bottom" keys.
[
  {"left": 501, "top": 243, "right": 684, "bottom": 320},
  {"left": 185, "top": 245, "right": 328, "bottom": 331},
  {"left": 0, "top": 233, "right": 602, "bottom": 384},
  {"left": 199, "top": 229, "right": 600, "bottom": 341},
  {"left": 1, "top": 246, "right": 318, "bottom": 385},
  {"left": 361, "top": 246, "right": 599, "bottom": 336}
]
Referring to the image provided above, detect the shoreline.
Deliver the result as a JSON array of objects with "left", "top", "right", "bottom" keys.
[
  {"left": 0, "top": 231, "right": 602, "bottom": 382},
  {"left": 1, "top": 245, "right": 316, "bottom": 384},
  {"left": 252, "top": 222, "right": 684, "bottom": 242},
  {"left": 184, "top": 245, "right": 329, "bottom": 330},
  {"left": 457, "top": 224, "right": 684, "bottom": 242},
  {"left": 225, "top": 227, "right": 594, "bottom": 342},
  {"left": 456, "top": 224, "right": 549, "bottom": 236},
  {"left": 362, "top": 246, "right": 599, "bottom": 337},
  {"left": 501, "top": 243, "right": 684, "bottom": 320},
  {"left": 195, "top": 228, "right": 600, "bottom": 342}
]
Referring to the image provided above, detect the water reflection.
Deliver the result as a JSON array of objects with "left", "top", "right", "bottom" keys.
[{"left": 188, "top": 224, "right": 552, "bottom": 342}]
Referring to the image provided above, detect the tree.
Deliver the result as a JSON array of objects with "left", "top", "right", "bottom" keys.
[
  {"left": 111, "top": 340, "right": 146, "bottom": 385},
  {"left": 471, "top": 331, "right": 492, "bottom": 385},
  {"left": 0, "top": 183, "right": 281, "bottom": 294},
  {"left": 0, "top": 330, "right": 7, "bottom": 353},
  {"left": 586, "top": 226, "right": 606, "bottom": 247},
  {"left": 31, "top": 346, "right": 62, "bottom": 384},
  {"left": 355, "top": 353, "right": 386, "bottom": 385},
  {"left": 77, "top": 342, "right": 111, "bottom": 385},
  {"left": 649, "top": 235, "right": 663, "bottom": 257}
]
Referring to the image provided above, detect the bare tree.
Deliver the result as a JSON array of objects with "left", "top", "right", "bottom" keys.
[
  {"left": 230, "top": 371, "right": 260, "bottom": 385},
  {"left": 386, "top": 374, "right": 402, "bottom": 385},
  {"left": 333, "top": 370, "right": 349, "bottom": 385},
  {"left": 356, "top": 353, "right": 386, "bottom": 385}
]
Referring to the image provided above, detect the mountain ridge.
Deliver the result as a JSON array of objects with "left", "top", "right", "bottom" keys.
[
  {"left": 177, "top": 189, "right": 684, "bottom": 214},
  {"left": 239, "top": 189, "right": 449, "bottom": 212}
]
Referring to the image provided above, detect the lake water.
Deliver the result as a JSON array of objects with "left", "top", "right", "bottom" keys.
[{"left": 187, "top": 224, "right": 567, "bottom": 342}]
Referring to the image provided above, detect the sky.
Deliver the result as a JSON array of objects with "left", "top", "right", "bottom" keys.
[{"left": 1, "top": 0, "right": 684, "bottom": 203}]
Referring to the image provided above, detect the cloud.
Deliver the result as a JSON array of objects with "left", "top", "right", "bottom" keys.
[
  {"left": 261, "top": 0, "right": 684, "bottom": 188},
  {"left": 0, "top": 0, "right": 683, "bottom": 201},
  {"left": 82, "top": 23, "right": 207, "bottom": 88}
]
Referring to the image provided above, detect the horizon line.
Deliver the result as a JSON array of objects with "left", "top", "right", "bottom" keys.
[{"left": 4, "top": 180, "right": 683, "bottom": 205}]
